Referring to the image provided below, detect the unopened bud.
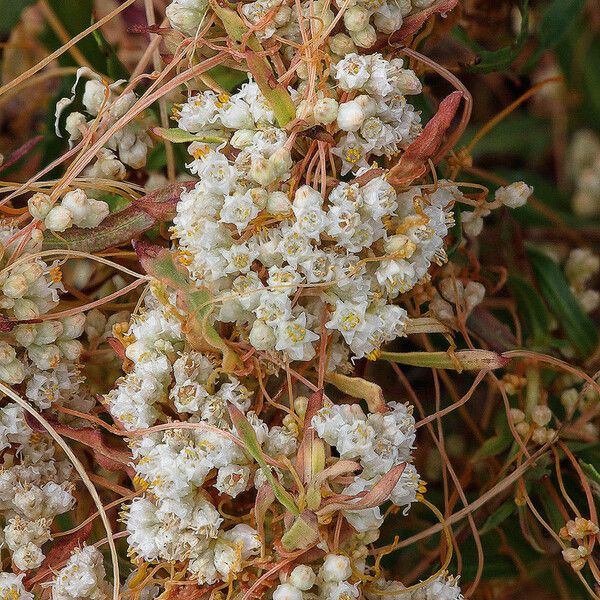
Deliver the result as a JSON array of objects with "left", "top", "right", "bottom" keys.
[{"left": 28, "top": 193, "right": 53, "bottom": 221}]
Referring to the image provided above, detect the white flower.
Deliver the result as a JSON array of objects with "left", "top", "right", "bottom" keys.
[
  {"left": 0, "top": 572, "right": 33, "bottom": 600},
  {"left": 220, "top": 191, "right": 260, "bottom": 233},
  {"left": 213, "top": 524, "right": 261, "bottom": 578},
  {"left": 495, "top": 181, "right": 533, "bottom": 208},
  {"left": 273, "top": 583, "right": 304, "bottom": 600},
  {"left": 337, "top": 100, "right": 366, "bottom": 132},
  {"left": 326, "top": 299, "right": 369, "bottom": 344},
  {"left": 333, "top": 54, "right": 371, "bottom": 91},
  {"left": 321, "top": 554, "right": 353, "bottom": 583},
  {"left": 332, "top": 132, "right": 371, "bottom": 175},
  {"left": 51, "top": 545, "right": 109, "bottom": 600},
  {"left": 215, "top": 465, "right": 250, "bottom": 497},
  {"left": 275, "top": 313, "right": 319, "bottom": 361}
]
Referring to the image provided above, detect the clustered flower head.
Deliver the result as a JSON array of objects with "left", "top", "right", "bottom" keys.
[{"left": 0, "top": 0, "right": 549, "bottom": 597}]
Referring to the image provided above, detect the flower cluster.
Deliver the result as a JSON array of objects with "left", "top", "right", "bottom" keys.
[
  {"left": 29, "top": 189, "right": 109, "bottom": 233},
  {"left": 57, "top": 71, "right": 153, "bottom": 176},
  {"left": 0, "top": 404, "right": 75, "bottom": 570},
  {"left": 51, "top": 545, "right": 110, "bottom": 600}
]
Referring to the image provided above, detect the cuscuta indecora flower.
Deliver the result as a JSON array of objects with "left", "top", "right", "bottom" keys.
[{"left": 3, "top": 0, "right": 547, "bottom": 595}]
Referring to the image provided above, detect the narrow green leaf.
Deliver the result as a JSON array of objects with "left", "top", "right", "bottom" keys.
[
  {"left": 580, "top": 461, "right": 600, "bottom": 487},
  {"left": 209, "top": 0, "right": 296, "bottom": 127},
  {"left": 228, "top": 404, "right": 299, "bottom": 516},
  {"left": 528, "top": 246, "right": 598, "bottom": 356},
  {"left": 464, "top": 0, "right": 529, "bottom": 73},
  {"left": 134, "top": 242, "right": 242, "bottom": 372},
  {"left": 524, "top": 0, "right": 586, "bottom": 71},
  {"left": 153, "top": 127, "right": 228, "bottom": 144},
  {"left": 480, "top": 499, "right": 516, "bottom": 535},
  {"left": 378, "top": 350, "right": 509, "bottom": 371},
  {"left": 507, "top": 274, "right": 551, "bottom": 347},
  {"left": 91, "top": 19, "right": 129, "bottom": 80}
]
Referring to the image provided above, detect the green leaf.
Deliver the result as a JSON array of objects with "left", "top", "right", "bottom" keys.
[
  {"left": 208, "top": 65, "right": 248, "bottom": 92},
  {"left": 378, "top": 350, "right": 509, "bottom": 371},
  {"left": 507, "top": 274, "right": 552, "bottom": 347},
  {"left": 580, "top": 461, "right": 600, "bottom": 486},
  {"left": 0, "top": 0, "right": 36, "bottom": 34},
  {"left": 524, "top": 0, "right": 587, "bottom": 71},
  {"left": 209, "top": 0, "right": 296, "bottom": 127},
  {"left": 463, "top": 0, "right": 529, "bottom": 73},
  {"left": 153, "top": 127, "right": 228, "bottom": 144},
  {"left": 228, "top": 403, "right": 299, "bottom": 516},
  {"left": 479, "top": 499, "right": 517, "bottom": 535},
  {"left": 91, "top": 19, "right": 130, "bottom": 80},
  {"left": 134, "top": 242, "right": 243, "bottom": 372},
  {"left": 528, "top": 246, "right": 598, "bottom": 357},
  {"left": 41, "top": 0, "right": 106, "bottom": 73},
  {"left": 473, "top": 412, "right": 512, "bottom": 460}
]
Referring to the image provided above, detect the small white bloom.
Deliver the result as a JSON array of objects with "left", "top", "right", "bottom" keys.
[{"left": 495, "top": 181, "right": 533, "bottom": 208}]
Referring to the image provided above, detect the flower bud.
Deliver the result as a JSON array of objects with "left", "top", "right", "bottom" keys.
[
  {"left": 273, "top": 583, "right": 303, "bottom": 600},
  {"left": 321, "top": 554, "right": 352, "bottom": 582},
  {"left": 294, "top": 396, "right": 309, "bottom": 420},
  {"left": 0, "top": 359, "right": 26, "bottom": 385},
  {"left": 250, "top": 156, "right": 276, "bottom": 186},
  {"left": 350, "top": 24, "right": 377, "bottom": 48},
  {"left": 560, "top": 388, "right": 579, "bottom": 413},
  {"left": 57, "top": 339, "right": 83, "bottom": 361},
  {"left": 45, "top": 206, "right": 73, "bottom": 232},
  {"left": 27, "top": 343, "right": 61, "bottom": 370},
  {"left": 464, "top": 281, "right": 486, "bottom": 311},
  {"left": 28, "top": 193, "right": 53, "bottom": 221},
  {"left": 374, "top": 7, "right": 403, "bottom": 34},
  {"left": 344, "top": 6, "right": 370, "bottom": 32},
  {"left": 289, "top": 565, "right": 316, "bottom": 591},
  {"left": 230, "top": 129, "right": 256, "bottom": 149},
  {"left": 166, "top": 0, "right": 208, "bottom": 36},
  {"left": 249, "top": 320, "right": 276, "bottom": 351},
  {"left": 34, "top": 321, "right": 63, "bottom": 345},
  {"left": 531, "top": 405, "right": 552, "bottom": 427},
  {"left": 61, "top": 189, "right": 109, "bottom": 229},
  {"left": 2, "top": 274, "right": 28, "bottom": 299},
  {"left": 85, "top": 309, "right": 107, "bottom": 340},
  {"left": 14, "top": 324, "right": 37, "bottom": 347},
  {"left": 509, "top": 408, "right": 525, "bottom": 423},
  {"left": 65, "top": 112, "right": 87, "bottom": 142},
  {"left": 249, "top": 188, "right": 269, "bottom": 210},
  {"left": 269, "top": 147, "right": 293, "bottom": 178},
  {"left": 110, "top": 91, "right": 137, "bottom": 119},
  {"left": 328, "top": 33, "right": 356, "bottom": 56},
  {"left": 337, "top": 100, "right": 365, "bottom": 132},
  {"left": 83, "top": 79, "right": 108, "bottom": 116},
  {"left": 61, "top": 314, "right": 86, "bottom": 340},
  {"left": 0, "top": 341, "right": 16, "bottom": 365},
  {"left": 495, "top": 181, "right": 533, "bottom": 208},
  {"left": 462, "top": 212, "right": 483, "bottom": 237},
  {"left": 313, "top": 97, "right": 339, "bottom": 125},
  {"left": 267, "top": 191, "right": 291, "bottom": 214},
  {"left": 119, "top": 137, "right": 149, "bottom": 169}
]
